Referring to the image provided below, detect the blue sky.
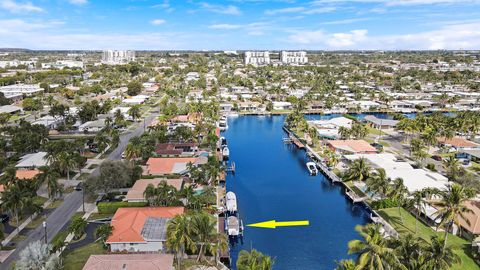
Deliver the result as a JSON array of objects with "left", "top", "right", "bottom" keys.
[{"left": 1, "top": 0, "right": 480, "bottom": 50}]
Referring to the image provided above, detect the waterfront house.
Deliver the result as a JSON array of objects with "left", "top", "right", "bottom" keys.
[
  {"left": 15, "top": 169, "right": 40, "bottom": 180},
  {"left": 126, "top": 178, "right": 183, "bottom": 202},
  {"left": 83, "top": 254, "right": 174, "bottom": 270},
  {"left": 155, "top": 142, "right": 198, "bottom": 156},
  {"left": 458, "top": 200, "right": 480, "bottom": 240},
  {"left": 272, "top": 101, "right": 292, "bottom": 110},
  {"left": 308, "top": 117, "right": 353, "bottom": 139},
  {"left": 15, "top": 152, "right": 48, "bottom": 169},
  {"left": 437, "top": 137, "right": 480, "bottom": 151},
  {"left": 106, "top": 207, "right": 184, "bottom": 252},
  {"left": 364, "top": 115, "right": 399, "bottom": 130},
  {"left": 326, "top": 140, "right": 377, "bottom": 154},
  {"left": 144, "top": 157, "right": 207, "bottom": 175},
  {"left": 78, "top": 119, "right": 107, "bottom": 133}
]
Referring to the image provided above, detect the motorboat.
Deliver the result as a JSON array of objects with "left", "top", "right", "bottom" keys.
[
  {"left": 225, "top": 191, "right": 237, "bottom": 213},
  {"left": 219, "top": 118, "right": 228, "bottom": 131},
  {"left": 222, "top": 146, "right": 230, "bottom": 160},
  {"left": 306, "top": 161, "right": 318, "bottom": 175},
  {"left": 226, "top": 216, "right": 243, "bottom": 236},
  {"left": 220, "top": 136, "right": 227, "bottom": 147}
]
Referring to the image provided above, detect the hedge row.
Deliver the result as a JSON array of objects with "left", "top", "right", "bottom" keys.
[
  {"left": 371, "top": 198, "right": 398, "bottom": 210},
  {"left": 97, "top": 201, "right": 148, "bottom": 214}
]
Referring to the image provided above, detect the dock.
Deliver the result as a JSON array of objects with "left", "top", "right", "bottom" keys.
[{"left": 345, "top": 190, "right": 368, "bottom": 203}]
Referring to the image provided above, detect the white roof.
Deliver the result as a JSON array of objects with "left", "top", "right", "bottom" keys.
[
  {"left": 309, "top": 116, "right": 353, "bottom": 129},
  {"left": 0, "top": 105, "right": 21, "bottom": 114},
  {"left": 16, "top": 152, "right": 48, "bottom": 168}
]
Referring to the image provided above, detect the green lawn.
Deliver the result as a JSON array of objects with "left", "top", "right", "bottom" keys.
[
  {"left": 377, "top": 208, "right": 479, "bottom": 270},
  {"left": 62, "top": 242, "right": 106, "bottom": 270},
  {"left": 366, "top": 126, "right": 385, "bottom": 136}
]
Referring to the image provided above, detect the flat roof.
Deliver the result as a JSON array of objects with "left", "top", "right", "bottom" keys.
[{"left": 15, "top": 152, "right": 48, "bottom": 168}]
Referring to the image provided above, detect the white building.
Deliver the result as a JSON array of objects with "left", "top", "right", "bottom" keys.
[
  {"left": 42, "top": 60, "right": 84, "bottom": 69},
  {"left": 244, "top": 51, "right": 270, "bottom": 66},
  {"left": 0, "top": 84, "right": 44, "bottom": 99},
  {"left": 102, "top": 50, "right": 135, "bottom": 64},
  {"left": 281, "top": 51, "right": 308, "bottom": 64},
  {"left": 0, "top": 60, "right": 35, "bottom": 69}
]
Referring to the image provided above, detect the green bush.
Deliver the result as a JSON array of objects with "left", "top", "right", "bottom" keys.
[
  {"left": 97, "top": 201, "right": 148, "bottom": 214},
  {"left": 426, "top": 163, "right": 437, "bottom": 171},
  {"left": 371, "top": 198, "right": 398, "bottom": 210}
]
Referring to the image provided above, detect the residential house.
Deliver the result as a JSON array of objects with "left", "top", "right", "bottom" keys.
[
  {"left": 126, "top": 178, "right": 183, "bottom": 202},
  {"left": 326, "top": 140, "right": 377, "bottom": 154},
  {"left": 364, "top": 115, "right": 399, "bottom": 130},
  {"left": 0, "top": 105, "right": 22, "bottom": 115},
  {"left": 15, "top": 152, "right": 48, "bottom": 169},
  {"left": 106, "top": 207, "right": 184, "bottom": 252},
  {"left": 437, "top": 137, "right": 480, "bottom": 151},
  {"left": 308, "top": 117, "right": 353, "bottom": 139},
  {"left": 155, "top": 142, "right": 198, "bottom": 156},
  {"left": 144, "top": 157, "right": 207, "bottom": 175},
  {"left": 458, "top": 200, "right": 480, "bottom": 240},
  {"left": 272, "top": 101, "right": 292, "bottom": 110}
]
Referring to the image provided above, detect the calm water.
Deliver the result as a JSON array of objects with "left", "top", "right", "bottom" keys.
[{"left": 223, "top": 115, "right": 371, "bottom": 270}]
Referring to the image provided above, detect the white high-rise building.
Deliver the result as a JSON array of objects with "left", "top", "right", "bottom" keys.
[
  {"left": 281, "top": 51, "right": 308, "bottom": 64},
  {"left": 101, "top": 50, "right": 135, "bottom": 64},
  {"left": 244, "top": 51, "right": 270, "bottom": 66}
]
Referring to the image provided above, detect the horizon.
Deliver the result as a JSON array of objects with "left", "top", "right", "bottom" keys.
[{"left": 1, "top": 0, "right": 480, "bottom": 50}]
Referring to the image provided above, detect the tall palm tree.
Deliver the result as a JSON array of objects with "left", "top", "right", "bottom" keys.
[
  {"left": 36, "top": 166, "right": 60, "bottom": 199},
  {"left": 114, "top": 109, "right": 125, "bottom": 126},
  {"left": 435, "top": 183, "right": 474, "bottom": 247},
  {"left": 55, "top": 152, "right": 77, "bottom": 181},
  {"left": 348, "top": 224, "right": 404, "bottom": 270},
  {"left": 343, "top": 158, "right": 370, "bottom": 182},
  {"left": 128, "top": 105, "right": 141, "bottom": 121},
  {"left": 443, "top": 156, "right": 461, "bottom": 181},
  {"left": 389, "top": 177, "right": 408, "bottom": 223},
  {"left": 391, "top": 233, "right": 427, "bottom": 270},
  {"left": 365, "top": 168, "right": 390, "bottom": 198},
  {"left": 1, "top": 183, "right": 34, "bottom": 229},
  {"left": 190, "top": 212, "right": 217, "bottom": 262},
  {"left": 166, "top": 214, "right": 196, "bottom": 269},
  {"left": 409, "top": 190, "right": 427, "bottom": 234},
  {"left": 423, "top": 235, "right": 460, "bottom": 270},
  {"left": 335, "top": 259, "right": 356, "bottom": 270},
  {"left": 236, "top": 249, "right": 274, "bottom": 270}
]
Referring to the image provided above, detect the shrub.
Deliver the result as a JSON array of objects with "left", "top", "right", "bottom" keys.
[
  {"left": 426, "top": 163, "right": 437, "bottom": 171},
  {"left": 371, "top": 198, "right": 398, "bottom": 210},
  {"left": 97, "top": 201, "right": 148, "bottom": 214}
]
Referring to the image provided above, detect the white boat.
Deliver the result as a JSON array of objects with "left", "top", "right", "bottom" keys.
[
  {"left": 226, "top": 191, "right": 237, "bottom": 213},
  {"left": 222, "top": 146, "right": 230, "bottom": 160},
  {"left": 219, "top": 119, "right": 228, "bottom": 131},
  {"left": 220, "top": 137, "right": 227, "bottom": 147},
  {"left": 306, "top": 162, "right": 318, "bottom": 175},
  {"left": 226, "top": 216, "right": 241, "bottom": 236}
]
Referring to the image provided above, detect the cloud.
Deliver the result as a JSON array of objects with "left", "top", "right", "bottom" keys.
[
  {"left": 265, "top": 6, "right": 305, "bottom": 15},
  {"left": 310, "top": 0, "right": 480, "bottom": 6},
  {"left": 69, "top": 0, "right": 87, "bottom": 5},
  {"left": 286, "top": 20, "right": 480, "bottom": 49},
  {"left": 264, "top": 5, "right": 336, "bottom": 15},
  {"left": 0, "top": 0, "right": 43, "bottom": 13},
  {"left": 0, "top": 19, "right": 64, "bottom": 34},
  {"left": 199, "top": 2, "right": 241, "bottom": 15},
  {"left": 150, "top": 19, "right": 166, "bottom": 25},
  {"left": 152, "top": 0, "right": 174, "bottom": 12},
  {"left": 209, "top": 24, "right": 243, "bottom": 29},
  {"left": 320, "top": 17, "right": 371, "bottom": 25}
]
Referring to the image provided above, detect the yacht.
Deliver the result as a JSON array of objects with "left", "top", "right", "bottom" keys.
[
  {"left": 222, "top": 146, "right": 230, "bottom": 160},
  {"left": 220, "top": 136, "right": 227, "bottom": 147},
  {"left": 219, "top": 118, "right": 228, "bottom": 131},
  {"left": 306, "top": 161, "right": 318, "bottom": 176},
  {"left": 226, "top": 191, "right": 237, "bottom": 213},
  {"left": 226, "top": 216, "right": 243, "bottom": 236}
]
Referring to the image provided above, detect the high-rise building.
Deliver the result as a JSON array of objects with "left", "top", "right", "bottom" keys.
[
  {"left": 244, "top": 51, "right": 270, "bottom": 66},
  {"left": 281, "top": 51, "right": 308, "bottom": 64},
  {"left": 101, "top": 50, "right": 135, "bottom": 64}
]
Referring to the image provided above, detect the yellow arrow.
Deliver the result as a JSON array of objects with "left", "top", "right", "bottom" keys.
[{"left": 247, "top": 220, "right": 309, "bottom": 229}]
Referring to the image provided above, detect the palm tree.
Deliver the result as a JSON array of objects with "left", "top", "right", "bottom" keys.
[
  {"left": 389, "top": 177, "right": 408, "bottom": 223},
  {"left": 335, "top": 259, "right": 356, "bottom": 270},
  {"left": 124, "top": 137, "right": 142, "bottom": 160},
  {"left": 114, "top": 109, "right": 125, "bottom": 126},
  {"left": 348, "top": 224, "right": 404, "bottom": 270},
  {"left": 343, "top": 158, "right": 370, "bottom": 182},
  {"left": 443, "top": 156, "right": 461, "bottom": 181},
  {"left": 55, "top": 152, "right": 77, "bottom": 181},
  {"left": 236, "top": 249, "right": 274, "bottom": 270},
  {"left": 1, "top": 183, "right": 34, "bottom": 229},
  {"left": 36, "top": 166, "right": 60, "bottom": 199},
  {"left": 166, "top": 213, "right": 196, "bottom": 269},
  {"left": 128, "top": 105, "right": 141, "bottom": 121},
  {"left": 190, "top": 212, "right": 217, "bottom": 262},
  {"left": 391, "top": 233, "right": 427, "bottom": 270},
  {"left": 423, "top": 235, "right": 460, "bottom": 270},
  {"left": 365, "top": 168, "right": 390, "bottom": 198},
  {"left": 68, "top": 216, "right": 87, "bottom": 240},
  {"left": 409, "top": 190, "right": 426, "bottom": 234},
  {"left": 94, "top": 224, "right": 113, "bottom": 247},
  {"left": 435, "top": 183, "right": 474, "bottom": 247}
]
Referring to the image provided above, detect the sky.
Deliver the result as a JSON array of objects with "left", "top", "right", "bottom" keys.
[{"left": 1, "top": 0, "right": 480, "bottom": 50}]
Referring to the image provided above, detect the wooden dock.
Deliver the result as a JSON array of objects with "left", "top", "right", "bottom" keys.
[{"left": 346, "top": 190, "right": 368, "bottom": 203}]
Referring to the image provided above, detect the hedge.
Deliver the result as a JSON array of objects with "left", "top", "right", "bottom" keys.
[
  {"left": 97, "top": 201, "right": 148, "bottom": 214},
  {"left": 371, "top": 198, "right": 398, "bottom": 210}
]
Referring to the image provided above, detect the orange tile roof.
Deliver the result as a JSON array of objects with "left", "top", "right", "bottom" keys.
[
  {"left": 15, "top": 169, "right": 40, "bottom": 180},
  {"left": 0, "top": 184, "right": 4, "bottom": 193},
  {"left": 327, "top": 140, "right": 377, "bottom": 153},
  {"left": 459, "top": 200, "right": 480, "bottom": 234},
  {"left": 437, "top": 137, "right": 480, "bottom": 148},
  {"left": 106, "top": 207, "right": 184, "bottom": 243},
  {"left": 126, "top": 179, "right": 183, "bottom": 201},
  {"left": 83, "top": 254, "right": 174, "bottom": 270},
  {"left": 145, "top": 157, "right": 198, "bottom": 175}
]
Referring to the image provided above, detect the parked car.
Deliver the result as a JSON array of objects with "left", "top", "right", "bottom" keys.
[
  {"left": 371, "top": 143, "right": 383, "bottom": 151},
  {"left": 431, "top": 155, "right": 442, "bottom": 161},
  {"left": 462, "top": 159, "right": 470, "bottom": 166},
  {"left": 75, "top": 182, "right": 83, "bottom": 191},
  {"left": 0, "top": 214, "right": 10, "bottom": 223}
]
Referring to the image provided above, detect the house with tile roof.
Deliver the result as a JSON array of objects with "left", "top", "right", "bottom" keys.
[
  {"left": 106, "top": 207, "right": 184, "bottom": 252},
  {"left": 126, "top": 178, "right": 183, "bottom": 202},
  {"left": 326, "top": 140, "right": 377, "bottom": 154},
  {"left": 143, "top": 157, "right": 207, "bottom": 175},
  {"left": 437, "top": 137, "right": 480, "bottom": 151}
]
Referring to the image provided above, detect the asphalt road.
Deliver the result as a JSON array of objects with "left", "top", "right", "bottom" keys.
[{"left": 0, "top": 112, "right": 159, "bottom": 269}]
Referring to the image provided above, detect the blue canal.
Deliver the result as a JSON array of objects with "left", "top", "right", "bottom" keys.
[{"left": 223, "top": 115, "right": 372, "bottom": 270}]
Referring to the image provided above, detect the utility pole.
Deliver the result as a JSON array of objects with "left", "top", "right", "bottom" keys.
[{"left": 42, "top": 221, "right": 47, "bottom": 244}]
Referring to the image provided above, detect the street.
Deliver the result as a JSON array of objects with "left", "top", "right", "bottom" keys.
[{"left": 0, "top": 112, "right": 159, "bottom": 269}]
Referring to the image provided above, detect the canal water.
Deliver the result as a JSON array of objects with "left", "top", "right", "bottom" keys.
[{"left": 223, "top": 115, "right": 371, "bottom": 270}]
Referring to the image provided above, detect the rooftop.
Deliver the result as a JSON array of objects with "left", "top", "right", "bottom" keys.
[
  {"left": 437, "top": 137, "right": 480, "bottom": 148},
  {"left": 83, "top": 254, "right": 174, "bottom": 270},
  {"left": 327, "top": 140, "right": 377, "bottom": 153},
  {"left": 144, "top": 157, "right": 206, "bottom": 175},
  {"left": 15, "top": 152, "right": 48, "bottom": 168},
  {"left": 16, "top": 169, "right": 40, "bottom": 180},
  {"left": 126, "top": 178, "right": 183, "bottom": 201}
]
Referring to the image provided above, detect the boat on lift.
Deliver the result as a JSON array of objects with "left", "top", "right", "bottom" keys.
[
  {"left": 306, "top": 161, "right": 318, "bottom": 176},
  {"left": 220, "top": 136, "right": 227, "bottom": 147},
  {"left": 226, "top": 191, "right": 237, "bottom": 213},
  {"left": 222, "top": 146, "right": 230, "bottom": 160},
  {"left": 219, "top": 117, "right": 228, "bottom": 131},
  {"left": 226, "top": 216, "right": 243, "bottom": 236}
]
